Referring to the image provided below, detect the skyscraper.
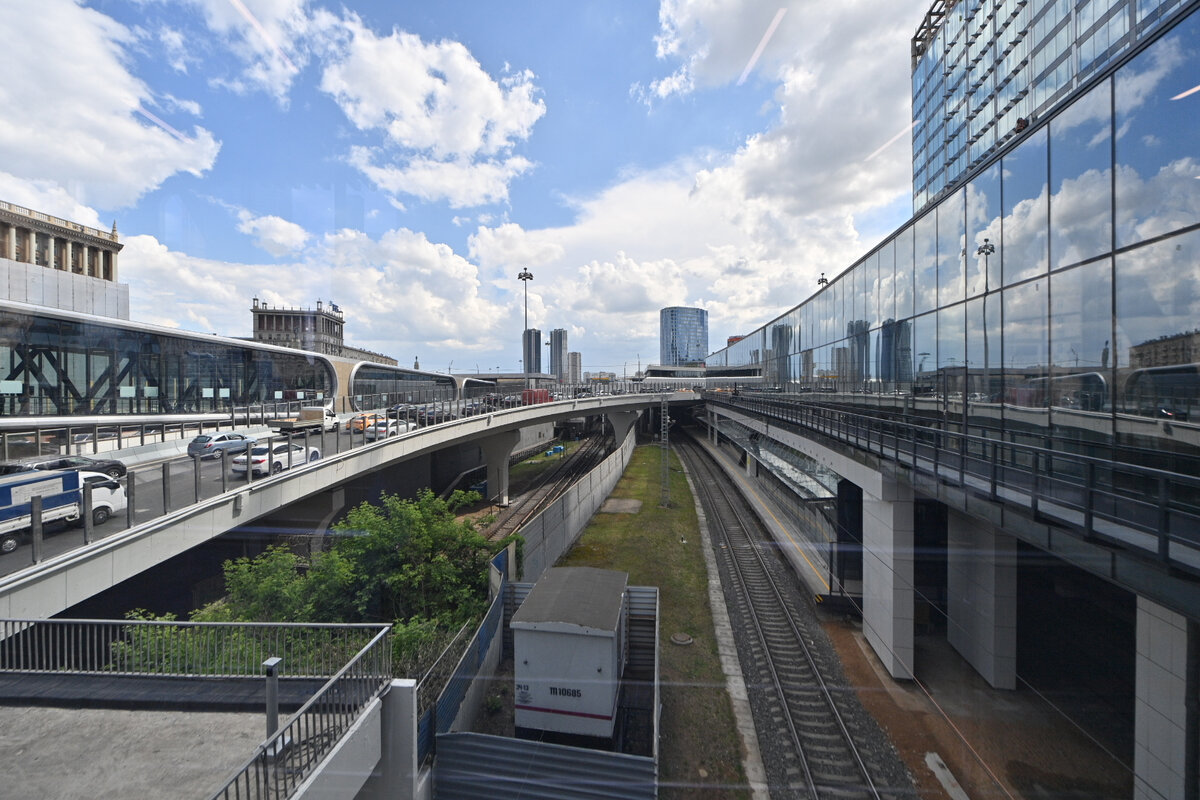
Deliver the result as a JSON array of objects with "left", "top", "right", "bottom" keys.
[
  {"left": 659, "top": 306, "right": 708, "bottom": 366},
  {"left": 522, "top": 328, "right": 541, "bottom": 374},
  {"left": 910, "top": 0, "right": 1184, "bottom": 211},
  {"left": 549, "top": 328, "right": 568, "bottom": 381},
  {"left": 567, "top": 351, "right": 582, "bottom": 384}
]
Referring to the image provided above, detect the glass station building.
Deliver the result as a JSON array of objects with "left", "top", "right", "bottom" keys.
[
  {"left": 708, "top": 5, "right": 1200, "bottom": 477},
  {"left": 0, "top": 303, "right": 459, "bottom": 418}
]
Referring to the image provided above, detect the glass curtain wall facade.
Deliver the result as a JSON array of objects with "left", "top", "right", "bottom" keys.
[
  {"left": 712, "top": 7, "right": 1200, "bottom": 477},
  {"left": 912, "top": 0, "right": 1191, "bottom": 211},
  {"left": 660, "top": 306, "right": 709, "bottom": 366},
  {"left": 549, "top": 328, "right": 568, "bottom": 381},
  {"left": 0, "top": 306, "right": 335, "bottom": 416},
  {"left": 349, "top": 366, "right": 457, "bottom": 406}
]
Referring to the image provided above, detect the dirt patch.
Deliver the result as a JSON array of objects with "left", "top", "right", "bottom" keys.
[
  {"left": 821, "top": 620, "right": 1132, "bottom": 799},
  {"left": 599, "top": 498, "right": 643, "bottom": 514}
]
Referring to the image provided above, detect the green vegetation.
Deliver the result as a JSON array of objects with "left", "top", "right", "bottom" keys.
[
  {"left": 129, "top": 488, "right": 518, "bottom": 677},
  {"left": 559, "top": 444, "right": 751, "bottom": 799}
]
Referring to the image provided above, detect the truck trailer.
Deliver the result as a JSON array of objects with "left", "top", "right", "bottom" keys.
[{"left": 0, "top": 470, "right": 84, "bottom": 555}]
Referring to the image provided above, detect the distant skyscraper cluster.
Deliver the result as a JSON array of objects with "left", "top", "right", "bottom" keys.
[{"left": 659, "top": 306, "right": 709, "bottom": 366}]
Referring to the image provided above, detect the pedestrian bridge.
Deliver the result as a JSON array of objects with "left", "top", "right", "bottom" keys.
[{"left": 0, "top": 392, "right": 700, "bottom": 620}]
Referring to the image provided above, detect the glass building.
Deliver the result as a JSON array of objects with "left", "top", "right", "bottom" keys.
[
  {"left": 548, "top": 328, "right": 568, "bottom": 381},
  {"left": 911, "top": 0, "right": 1191, "bottom": 211},
  {"left": 0, "top": 304, "right": 458, "bottom": 417},
  {"left": 711, "top": 5, "right": 1200, "bottom": 487},
  {"left": 521, "top": 328, "right": 542, "bottom": 374},
  {"left": 659, "top": 306, "right": 709, "bottom": 366}
]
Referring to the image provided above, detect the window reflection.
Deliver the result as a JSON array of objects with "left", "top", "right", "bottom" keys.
[
  {"left": 1050, "top": 80, "right": 1112, "bottom": 268},
  {"left": 938, "top": 188, "right": 966, "bottom": 306},
  {"left": 1115, "top": 11, "right": 1200, "bottom": 248},
  {"left": 967, "top": 164, "right": 1001, "bottom": 297},
  {"left": 1002, "top": 279, "right": 1049, "bottom": 407},
  {"left": 1002, "top": 127, "right": 1049, "bottom": 284},
  {"left": 915, "top": 212, "right": 938, "bottom": 315}
]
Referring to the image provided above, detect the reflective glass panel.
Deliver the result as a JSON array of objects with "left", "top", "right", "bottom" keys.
[
  {"left": 1115, "top": 226, "right": 1200, "bottom": 421},
  {"left": 1115, "top": 11, "right": 1200, "bottom": 248},
  {"left": 1001, "top": 126, "right": 1049, "bottom": 284},
  {"left": 938, "top": 303, "right": 966, "bottom": 401},
  {"left": 895, "top": 226, "right": 915, "bottom": 321},
  {"left": 915, "top": 211, "right": 938, "bottom": 315},
  {"left": 939, "top": 188, "right": 967, "bottom": 306},
  {"left": 967, "top": 163, "right": 1002, "bottom": 297},
  {"left": 1050, "top": 260, "right": 1113, "bottom": 426},
  {"left": 1002, "top": 278, "right": 1049, "bottom": 406},
  {"left": 912, "top": 312, "right": 937, "bottom": 397},
  {"left": 1050, "top": 79, "right": 1113, "bottom": 268}
]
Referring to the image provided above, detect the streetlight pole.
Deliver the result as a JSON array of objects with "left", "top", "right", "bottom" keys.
[
  {"left": 976, "top": 238, "right": 995, "bottom": 403},
  {"left": 518, "top": 268, "right": 533, "bottom": 332}
]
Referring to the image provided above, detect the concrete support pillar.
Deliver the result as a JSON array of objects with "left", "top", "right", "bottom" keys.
[
  {"left": 606, "top": 410, "right": 638, "bottom": 445},
  {"left": 377, "top": 678, "right": 418, "bottom": 800},
  {"left": 46, "top": 236, "right": 55, "bottom": 269},
  {"left": 1134, "top": 597, "right": 1192, "bottom": 800},
  {"left": 21, "top": 227, "right": 32, "bottom": 262},
  {"left": 480, "top": 429, "right": 521, "bottom": 506},
  {"left": 65, "top": 240, "right": 74, "bottom": 272},
  {"left": 862, "top": 480, "right": 915, "bottom": 680},
  {"left": 2, "top": 223, "right": 11, "bottom": 260},
  {"left": 946, "top": 509, "right": 1017, "bottom": 689}
]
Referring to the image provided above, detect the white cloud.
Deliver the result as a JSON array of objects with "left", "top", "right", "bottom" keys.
[
  {"left": 121, "top": 225, "right": 514, "bottom": 356},
  {"left": 319, "top": 15, "right": 545, "bottom": 207},
  {"left": 236, "top": 210, "right": 312, "bottom": 257},
  {"left": 0, "top": 0, "right": 219, "bottom": 210},
  {"left": 184, "top": 0, "right": 312, "bottom": 101},
  {"left": 0, "top": 172, "right": 105, "bottom": 229}
]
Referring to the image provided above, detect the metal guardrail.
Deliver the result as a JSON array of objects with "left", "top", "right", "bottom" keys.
[
  {"left": 0, "top": 618, "right": 386, "bottom": 678},
  {"left": 210, "top": 624, "right": 392, "bottom": 800},
  {"left": 708, "top": 392, "right": 1200, "bottom": 569}
]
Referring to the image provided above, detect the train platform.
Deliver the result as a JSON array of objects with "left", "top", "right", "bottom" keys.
[{"left": 686, "top": 431, "right": 1132, "bottom": 799}]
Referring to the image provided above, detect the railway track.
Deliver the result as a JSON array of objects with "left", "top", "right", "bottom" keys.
[
  {"left": 676, "top": 435, "right": 910, "bottom": 800},
  {"left": 486, "top": 434, "right": 610, "bottom": 541}
]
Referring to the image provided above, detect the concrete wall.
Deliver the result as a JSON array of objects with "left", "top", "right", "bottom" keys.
[
  {"left": 516, "top": 425, "right": 638, "bottom": 582},
  {"left": 1, "top": 257, "right": 129, "bottom": 319},
  {"left": 946, "top": 509, "right": 1017, "bottom": 689},
  {"left": 293, "top": 700, "right": 382, "bottom": 799},
  {"left": 862, "top": 482, "right": 915, "bottom": 680},
  {"left": 1134, "top": 597, "right": 1190, "bottom": 800}
]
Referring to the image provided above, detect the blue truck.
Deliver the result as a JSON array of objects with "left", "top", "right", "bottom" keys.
[{"left": 0, "top": 470, "right": 85, "bottom": 555}]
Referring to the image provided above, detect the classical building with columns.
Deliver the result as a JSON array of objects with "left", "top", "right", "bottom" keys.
[{"left": 0, "top": 199, "right": 128, "bottom": 318}]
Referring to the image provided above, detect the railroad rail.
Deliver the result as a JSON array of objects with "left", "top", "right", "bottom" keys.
[
  {"left": 677, "top": 434, "right": 910, "bottom": 800},
  {"left": 486, "top": 434, "right": 611, "bottom": 541}
]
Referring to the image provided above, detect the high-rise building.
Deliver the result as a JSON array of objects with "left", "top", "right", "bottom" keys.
[
  {"left": 567, "top": 351, "right": 582, "bottom": 384},
  {"left": 549, "top": 328, "right": 568, "bottom": 380},
  {"left": 659, "top": 306, "right": 709, "bottom": 366},
  {"left": 522, "top": 328, "right": 542, "bottom": 374},
  {"left": 910, "top": 0, "right": 1186, "bottom": 211}
]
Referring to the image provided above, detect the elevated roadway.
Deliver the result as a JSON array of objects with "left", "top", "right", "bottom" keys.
[{"left": 0, "top": 392, "right": 700, "bottom": 620}]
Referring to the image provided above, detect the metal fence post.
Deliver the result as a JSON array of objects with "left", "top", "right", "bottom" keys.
[
  {"left": 31, "top": 495, "right": 43, "bottom": 564},
  {"left": 193, "top": 455, "right": 202, "bottom": 504},
  {"left": 221, "top": 450, "right": 229, "bottom": 494},
  {"left": 126, "top": 470, "right": 136, "bottom": 528},
  {"left": 264, "top": 656, "right": 282, "bottom": 740},
  {"left": 162, "top": 462, "right": 172, "bottom": 514},
  {"left": 83, "top": 482, "right": 94, "bottom": 545}
]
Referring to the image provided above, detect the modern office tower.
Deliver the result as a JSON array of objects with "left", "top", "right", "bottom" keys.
[
  {"left": 567, "top": 351, "right": 582, "bottom": 384},
  {"left": 911, "top": 0, "right": 1187, "bottom": 211},
  {"left": 549, "top": 328, "right": 568, "bottom": 380},
  {"left": 0, "top": 199, "right": 128, "bottom": 318},
  {"left": 522, "top": 328, "right": 542, "bottom": 374},
  {"left": 659, "top": 306, "right": 709, "bottom": 366}
]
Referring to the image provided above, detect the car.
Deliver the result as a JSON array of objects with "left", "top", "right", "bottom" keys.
[
  {"left": 76, "top": 471, "right": 128, "bottom": 526},
  {"left": 0, "top": 454, "right": 127, "bottom": 479},
  {"left": 346, "top": 413, "right": 388, "bottom": 433},
  {"left": 365, "top": 420, "right": 416, "bottom": 440},
  {"left": 187, "top": 432, "right": 258, "bottom": 459},
  {"left": 230, "top": 442, "right": 321, "bottom": 476}
]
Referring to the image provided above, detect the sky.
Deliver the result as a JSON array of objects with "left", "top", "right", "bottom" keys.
[{"left": 1, "top": 0, "right": 928, "bottom": 376}]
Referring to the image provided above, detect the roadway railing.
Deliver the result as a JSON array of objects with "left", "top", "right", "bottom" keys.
[
  {"left": 210, "top": 624, "right": 392, "bottom": 800},
  {"left": 708, "top": 391, "right": 1200, "bottom": 572}
]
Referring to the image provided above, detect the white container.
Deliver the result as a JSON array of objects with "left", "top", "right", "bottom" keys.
[{"left": 511, "top": 567, "right": 628, "bottom": 738}]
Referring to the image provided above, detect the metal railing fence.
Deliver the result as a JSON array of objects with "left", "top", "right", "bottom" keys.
[
  {"left": 707, "top": 392, "right": 1200, "bottom": 569},
  {"left": 209, "top": 624, "right": 392, "bottom": 800},
  {"left": 0, "top": 618, "right": 386, "bottom": 678}
]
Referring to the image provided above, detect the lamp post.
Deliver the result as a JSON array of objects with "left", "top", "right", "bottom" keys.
[
  {"left": 976, "top": 238, "right": 996, "bottom": 402},
  {"left": 518, "top": 268, "right": 533, "bottom": 331}
]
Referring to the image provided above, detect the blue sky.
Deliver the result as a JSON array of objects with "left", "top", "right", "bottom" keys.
[{"left": 2, "top": 0, "right": 927, "bottom": 375}]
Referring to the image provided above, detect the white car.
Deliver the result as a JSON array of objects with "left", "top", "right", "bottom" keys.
[
  {"left": 77, "top": 471, "right": 128, "bottom": 526},
  {"left": 231, "top": 442, "right": 322, "bottom": 476},
  {"left": 364, "top": 420, "right": 415, "bottom": 440}
]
